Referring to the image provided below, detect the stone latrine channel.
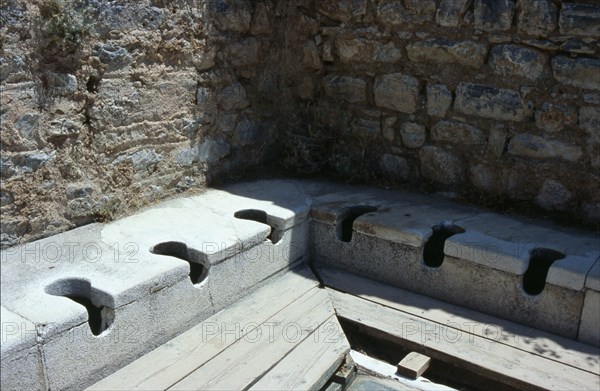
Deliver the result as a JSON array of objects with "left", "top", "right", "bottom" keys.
[
  {"left": 1, "top": 180, "right": 599, "bottom": 390},
  {"left": 1, "top": 0, "right": 600, "bottom": 390}
]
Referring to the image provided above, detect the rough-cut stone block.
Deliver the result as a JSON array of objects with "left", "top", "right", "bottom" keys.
[
  {"left": 508, "top": 134, "right": 582, "bottom": 162},
  {"left": 317, "top": 0, "right": 368, "bottom": 22},
  {"left": 516, "top": 0, "right": 557, "bottom": 36},
  {"left": 535, "top": 102, "right": 577, "bottom": 132},
  {"left": 470, "top": 164, "right": 506, "bottom": 192},
  {"left": 219, "top": 82, "right": 249, "bottom": 111},
  {"left": 374, "top": 74, "right": 419, "bottom": 113},
  {"left": 399, "top": 122, "right": 426, "bottom": 149},
  {"left": 489, "top": 45, "right": 546, "bottom": 80},
  {"left": 454, "top": 82, "right": 530, "bottom": 121},
  {"left": 1, "top": 307, "right": 45, "bottom": 391},
  {"left": 323, "top": 75, "right": 367, "bottom": 103},
  {"left": 419, "top": 146, "right": 464, "bottom": 185},
  {"left": 552, "top": 56, "right": 600, "bottom": 91},
  {"left": 445, "top": 231, "right": 531, "bottom": 275},
  {"left": 336, "top": 37, "right": 401, "bottom": 64},
  {"left": 212, "top": 0, "right": 252, "bottom": 33},
  {"left": 431, "top": 120, "right": 485, "bottom": 145},
  {"left": 586, "top": 260, "right": 600, "bottom": 291},
  {"left": 579, "top": 289, "right": 600, "bottom": 347},
  {"left": 94, "top": 44, "right": 133, "bottom": 72},
  {"left": 426, "top": 83, "right": 452, "bottom": 117},
  {"left": 536, "top": 179, "right": 572, "bottom": 211},
  {"left": 559, "top": 3, "right": 600, "bottom": 37},
  {"left": 407, "top": 39, "right": 487, "bottom": 68},
  {"left": 436, "top": 0, "right": 471, "bottom": 27},
  {"left": 379, "top": 154, "right": 409, "bottom": 181},
  {"left": 580, "top": 106, "right": 600, "bottom": 135},
  {"left": 208, "top": 222, "right": 309, "bottom": 310},
  {"left": 228, "top": 37, "right": 260, "bottom": 68},
  {"left": 197, "top": 139, "right": 231, "bottom": 163},
  {"left": 302, "top": 40, "right": 322, "bottom": 70},
  {"left": 474, "top": 0, "right": 515, "bottom": 31},
  {"left": 377, "top": 0, "right": 436, "bottom": 27}
]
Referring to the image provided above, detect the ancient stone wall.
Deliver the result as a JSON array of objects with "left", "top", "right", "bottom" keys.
[
  {"left": 1, "top": 0, "right": 599, "bottom": 247},
  {"left": 1, "top": 0, "right": 282, "bottom": 246},
  {"left": 281, "top": 0, "right": 600, "bottom": 224}
]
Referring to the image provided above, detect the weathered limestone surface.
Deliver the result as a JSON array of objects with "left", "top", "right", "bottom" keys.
[
  {"left": 3, "top": 0, "right": 600, "bottom": 247},
  {"left": 454, "top": 82, "right": 530, "bottom": 121},
  {"left": 489, "top": 44, "right": 546, "bottom": 80},
  {"left": 407, "top": 39, "right": 488, "bottom": 68},
  {"left": 374, "top": 73, "right": 419, "bottom": 113},
  {"left": 552, "top": 56, "right": 600, "bottom": 91},
  {"left": 2, "top": 179, "right": 599, "bottom": 390}
]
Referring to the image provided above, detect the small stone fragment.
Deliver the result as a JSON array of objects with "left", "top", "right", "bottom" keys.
[{"left": 400, "top": 122, "right": 426, "bottom": 148}]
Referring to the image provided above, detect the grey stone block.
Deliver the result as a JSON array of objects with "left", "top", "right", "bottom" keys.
[
  {"left": 336, "top": 37, "right": 401, "bottom": 64},
  {"left": 374, "top": 73, "right": 419, "bottom": 113},
  {"left": 407, "top": 39, "right": 487, "bottom": 68},
  {"left": 426, "top": 83, "right": 452, "bottom": 118},
  {"left": 436, "top": 0, "right": 471, "bottom": 27},
  {"left": 317, "top": 0, "right": 368, "bottom": 22},
  {"left": 1, "top": 307, "right": 45, "bottom": 391},
  {"left": 585, "top": 260, "right": 600, "bottom": 291},
  {"left": 474, "top": 0, "right": 515, "bottom": 31},
  {"left": 535, "top": 102, "right": 577, "bottom": 133},
  {"left": 431, "top": 120, "right": 485, "bottom": 145},
  {"left": 559, "top": 3, "right": 600, "bottom": 37},
  {"left": 377, "top": 0, "right": 436, "bottom": 26},
  {"left": 489, "top": 45, "right": 546, "bottom": 80},
  {"left": 552, "top": 56, "right": 600, "bottom": 91},
  {"left": 579, "top": 289, "right": 600, "bottom": 347},
  {"left": 516, "top": 0, "right": 557, "bottom": 36},
  {"left": 508, "top": 134, "right": 582, "bottom": 162},
  {"left": 454, "top": 82, "right": 530, "bottom": 121},
  {"left": 378, "top": 154, "right": 409, "bottom": 181},
  {"left": 419, "top": 146, "right": 465, "bottom": 185}
]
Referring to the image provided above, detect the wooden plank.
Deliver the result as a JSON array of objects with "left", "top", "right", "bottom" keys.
[
  {"left": 318, "top": 265, "right": 600, "bottom": 374},
  {"left": 88, "top": 267, "right": 319, "bottom": 391},
  {"left": 397, "top": 352, "right": 431, "bottom": 379},
  {"left": 249, "top": 315, "right": 350, "bottom": 391},
  {"left": 169, "top": 288, "right": 334, "bottom": 390},
  {"left": 329, "top": 289, "right": 600, "bottom": 391}
]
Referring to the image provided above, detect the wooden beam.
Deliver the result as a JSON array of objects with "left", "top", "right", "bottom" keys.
[
  {"left": 329, "top": 289, "right": 600, "bottom": 391},
  {"left": 318, "top": 265, "right": 600, "bottom": 374}
]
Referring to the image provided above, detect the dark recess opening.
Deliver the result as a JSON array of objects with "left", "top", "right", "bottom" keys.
[
  {"left": 234, "top": 209, "right": 282, "bottom": 244},
  {"left": 523, "top": 248, "right": 565, "bottom": 295},
  {"left": 337, "top": 205, "right": 378, "bottom": 242},
  {"left": 86, "top": 76, "right": 99, "bottom": 93},
  {"left": 66, "top": 295, "right": 105, "bottom": 335},
  {"left": 45, "top": 278, "right": 112, "bottom": 336},
  {"left": 423, "top": 223, "right": 465, "bottom": 268},
  {"left": 152, "top": 241, "right": 208, "bottom": 284}
]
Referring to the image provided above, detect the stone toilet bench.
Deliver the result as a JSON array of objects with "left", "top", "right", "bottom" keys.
[{"left": 1, "top": 180, "right": 598, "bottom": 390}]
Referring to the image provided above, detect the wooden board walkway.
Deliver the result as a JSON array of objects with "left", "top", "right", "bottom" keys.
[
  {"left": 89, "top": 266, "right": 350, "bottom": 391},
  {"left": 318, "top": 266, "right": 600, "bottom": 391}
]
